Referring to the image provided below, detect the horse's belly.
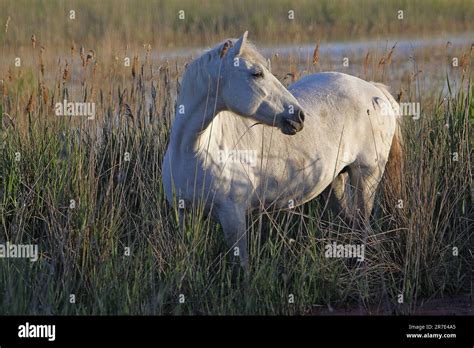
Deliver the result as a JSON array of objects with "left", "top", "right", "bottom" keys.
[{"left": 246, "top": 164, "right": 333, "bottom": 211}]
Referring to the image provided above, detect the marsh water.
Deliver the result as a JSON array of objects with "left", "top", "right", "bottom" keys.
[
  {"left": 42, "top": 32, "right": 472, "bottom": 130},
  {"left": 158, "top": 33, "right": 473, "bottom": 94}
]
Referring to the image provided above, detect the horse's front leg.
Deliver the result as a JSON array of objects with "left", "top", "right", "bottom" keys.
[{"left": 217, "top": 204, "right": 249, "bottom": 271}]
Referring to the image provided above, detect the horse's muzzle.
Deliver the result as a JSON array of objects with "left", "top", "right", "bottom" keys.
[{"left": 280, "top": 109, "right": 305, "bottom": 135}]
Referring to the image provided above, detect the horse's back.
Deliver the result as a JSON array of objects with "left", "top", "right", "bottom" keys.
[
  {"left": 289, "top": 72, "right": 382, "bottom": 105},
  {"left": 289, "top": 71, "right": 397, "bottom": 127},
  {"left": 288, "top": 72, "right": 398, "bottom": 168}
]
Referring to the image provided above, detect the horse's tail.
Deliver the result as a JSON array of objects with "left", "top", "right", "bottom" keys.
[{"left": 370, "top": 82, "right": 404, "bottom": 206}]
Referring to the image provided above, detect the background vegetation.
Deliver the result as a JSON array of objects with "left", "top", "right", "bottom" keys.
[{"left": 1, "top": 0, "right": 473, "bottom": 50}]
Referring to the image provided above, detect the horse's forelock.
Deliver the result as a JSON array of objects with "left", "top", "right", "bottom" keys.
[
  {"left": 209, "top": 39, "right": 267, "bottom": 67},
  {"left": 239, "top": 42, "right": 268, "bottom": 68},
  {"left": 186, "top": 39, "right": 268, "bottom": 78}
]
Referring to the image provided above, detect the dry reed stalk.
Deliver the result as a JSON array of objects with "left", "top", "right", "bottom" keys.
[
  {"left": 363, "top": 51, "right": 370, "bottom": 77},
  {"left": 145, "top": 43, "right": 152, "bottom": 66},
  {"left": 312, "top": 40, "right": 320, "bottom": 65},
  {"left": 41, "top": 84, "right": 49, "bottom": 106},
  {"left": 39, "top": 46, "right": 45, "bottom": 77},
  {"left": 132, "top": 55, "right": 139, "bottom": 79},
  {"left": 63, "top": 61, "right": 70, "bottom": 82},
  {"left": 459, "top": 52, "right": 469, "bottom": 72},
  {"left": 385, "top": 43, "right": 397, "bottom": 64},
  {"left": 378, "top": 43, "right": 397, "bottom": 68},
  {"left": 86, "top": 50, "right": 95, "bottom": 65},
  {"left": 5, "top": 16, "right": 10, "bottom": 33},
  {"left": 80, "top": 46, "right": 86, "bottom": 66},
  {"left": 31, "top": 34, "right": 36, "bottom": 49},
  {"left": 90, "top": 62, "right": 99, "bottom": 101},
  {"left": 26, "top": 92, "right": 35, "bottom": 113}
]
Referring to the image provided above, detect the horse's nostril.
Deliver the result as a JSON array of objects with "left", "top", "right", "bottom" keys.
[
  {"left": 298, "top": 109, "right": 305, "bottom": 123},
  {"left": 281, "top": 116, "right": 304, "bottom": 134}
]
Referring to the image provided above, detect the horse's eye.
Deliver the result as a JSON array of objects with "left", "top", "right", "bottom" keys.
[{"left": 252, "top": 70, "right": 264, "bottom": 79}]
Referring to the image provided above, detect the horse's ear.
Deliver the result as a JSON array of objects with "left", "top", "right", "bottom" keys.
[
  {"left": 219, "top": 40, "right": 233, "bottom": 58},
  {"left": 232, "top": 31, "right": 248, "bottom": 57}
]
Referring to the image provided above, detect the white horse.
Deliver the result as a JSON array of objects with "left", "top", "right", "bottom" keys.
[{"left": 162, "top": 32, "right": 402, "bottom": 269}]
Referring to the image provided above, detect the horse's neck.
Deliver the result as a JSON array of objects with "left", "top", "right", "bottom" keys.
[
  {"left": 197, "top": 111, "right": 255, "bottom": 153},
  {"left": 169, "top": 66, "right": 220, "bottom": 158},
  {"left": 170, "top": 104, "right": 206, "bottom": 155},
  {"left": 170, "top": 101, "right": 252, "bottom": 167}
]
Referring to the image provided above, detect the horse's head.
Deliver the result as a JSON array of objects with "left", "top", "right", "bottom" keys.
[{"left": 216, "top": 31, "right": 305, "bottom": 135}]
